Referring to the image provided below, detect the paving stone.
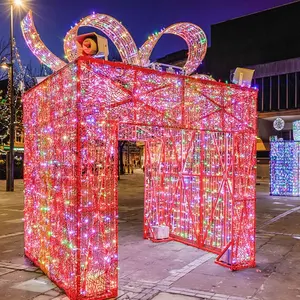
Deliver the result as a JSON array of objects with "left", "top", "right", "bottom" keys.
[
  {"left": 140, "top": 295, "right": 153, "bottom": 300},
  {"left": 213, "top": 294, "right": 230, "bottom": 298},
  {"left": 190, "top": 261, "right": 231, "bottom": 277},
  {"left": 12, "top": 277, "right": 56, "bottom": 293},
  {"left": 117, "top": 292, "right": 137, "bottom": 299},
  {"left": 172, "top": 273, "right": 225, "bottom": 293},
  {"left": 0, "top": 262, "right": 26, "bottom": 270},
  {"left": 133, "top": 293, "right": 146, "bottom": 299},
  {"left": 196, "top": 291, "right": 214, "bottom": 299},
  {"left": 53, "top": 287, "right": 65, "bottom": 293},
  {"left": 25, "top": 267, "right": 38, "bottom": 272},
  {"left": 194, "top": 291, "right": 214, "bottom": 296},
  {"left": 32, "top": 295, "right": 53, "bottom": 300},
  {"left": 0, "top": 286, "right": 40, "bottom": 300},
  {"left": 123, "top": 286, "right": 144, "bottom": 293},
  {"left": 44, "top": 289, "right": 60, "bottom": 297},
  {"left": 140, "top": 283, "right": 156, "bottom": 289},
  {"left": 118, "top": 289, "right": 126, "bottom": 297},
  {"left": 168, "top": 287, "right": 198, "bottom": 293},
  {"left": 207, "top": 272, "right": 264, "bottom": 298},
  {"left": 158, "top": 281, "right": 172, "bottom": 286},
  {"left": 254, "top": 272, "right": 300, "bottom": 300},
  {"left": 0, "top": 267, "right": 14, "bottom": 276},
  {"left": 177, "top": 291, "right": 197, "bottom": 297},
  {"left": 152, "top": 286, "right": 167, "bottom": 292},
  {"left": 1, "top": 270, "right": 40, "bottom": 283},
  {"left": 151, "top": 292, "right": 199, "bottom": 299}
]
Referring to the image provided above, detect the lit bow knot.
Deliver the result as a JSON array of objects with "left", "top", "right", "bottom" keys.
[{"left": 21, "top": 11, "right": 207, "bottom": 76}]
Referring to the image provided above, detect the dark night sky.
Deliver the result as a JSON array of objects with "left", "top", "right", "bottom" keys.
[{"left": 0, "top": 0, "right": 295, "bottom": 69}]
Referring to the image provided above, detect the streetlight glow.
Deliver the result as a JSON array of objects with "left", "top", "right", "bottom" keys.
[
  {"left": 0, "top": 63, "right": 9, "bottom": 69},
  {"left": 14, "top": 0, "right": 23, "bottom": 6}
]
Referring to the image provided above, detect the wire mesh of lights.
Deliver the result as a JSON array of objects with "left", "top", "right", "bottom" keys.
[
  {"left": 21, "top": 11, "right": 206, "bottom": 76},
  {"left": 23, "top": 56, "right": 257, "bottom": 299}
]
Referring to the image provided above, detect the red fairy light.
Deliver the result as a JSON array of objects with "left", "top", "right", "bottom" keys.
[
  {"left": 23, "top": 57, "right": 257, "bottom": 299},
  {"left": 21, "top": 12, "right": 207, "bottom": 75}
]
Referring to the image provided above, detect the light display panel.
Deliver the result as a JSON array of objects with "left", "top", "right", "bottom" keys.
[
  {"left": 270, "top": 141, "right": 300, "bottom": 196},
  {"left": 23, "top": 58, "right": 257, "bottom": 299}
]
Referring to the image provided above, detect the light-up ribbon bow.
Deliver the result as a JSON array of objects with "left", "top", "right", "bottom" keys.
[{"left": 21, "top": 11, "right": 207, "bottom": 75}]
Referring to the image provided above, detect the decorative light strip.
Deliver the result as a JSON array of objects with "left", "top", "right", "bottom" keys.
[
  {"left": 21, "top": 12, "right": 207, "bottom": 75},
  {"left": 191, "top": 74, "right": 216, "bottom": 81},
  {"left": 139, "top": 23, "right": 207, "bottom": 75},
  {"left": 64, "top": 13, "right": 140, "bottom": 65},
  {"left": 21, "top": 11, "right": 67, "bottom": 72}
]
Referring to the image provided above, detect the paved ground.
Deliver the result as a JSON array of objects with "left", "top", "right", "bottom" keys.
[{"left": 0, "top": 172, "right": 300, "bottom": 300}]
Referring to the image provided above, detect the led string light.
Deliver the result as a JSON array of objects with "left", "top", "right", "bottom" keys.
[
  {"left": 139, "top": 23, "right": 207, "bottom": 75},
  {"left": 21, "top": 11, "right": 67, "bottom": 72},
  {"left": 64, "top": 13, "right": 140, "bottom": 66},
  {"left": 191, "top": 74, "right": 216, "bottom": 81},
  {"left": 21, "top": 12, "right": 207, "bottom": 76},
  {"left": 23, "top": 56, "right": 257, "bottom": 299}
]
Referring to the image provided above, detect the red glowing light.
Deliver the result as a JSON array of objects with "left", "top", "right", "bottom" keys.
[{"left": 23, "top": 57, "right": 257, "bottom": 299}]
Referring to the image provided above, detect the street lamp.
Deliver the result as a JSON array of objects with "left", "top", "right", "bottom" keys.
[{"left": 6, "top": 0, "right": 24, "bottom": 191}]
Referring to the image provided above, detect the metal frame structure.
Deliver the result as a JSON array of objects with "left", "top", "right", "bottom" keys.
[{"left": 23, "top": 57, "right": 257, "bottom": 300}]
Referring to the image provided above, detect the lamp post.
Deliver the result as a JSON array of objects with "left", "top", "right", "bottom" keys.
[{"left": 6, "top": 0, "right": 23, "bottom": 191}]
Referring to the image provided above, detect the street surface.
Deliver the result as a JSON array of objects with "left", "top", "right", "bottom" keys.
[{"left": 0, "top": 172, "right": 299, "bottom": 300}]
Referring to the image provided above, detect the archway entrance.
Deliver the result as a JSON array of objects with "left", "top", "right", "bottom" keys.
[{"left": 23, "top": 57, "right": 257, "bottom": 300}]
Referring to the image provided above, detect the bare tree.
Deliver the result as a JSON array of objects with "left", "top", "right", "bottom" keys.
[
  {"left": 23, "top": 61, "right": 52, "bottom": 90},
  {"left": 0, "top": 37, "right": 52, "bottom": 144},
  {"left": 0, "top": 37, "right": 10, "bottom": 81}
]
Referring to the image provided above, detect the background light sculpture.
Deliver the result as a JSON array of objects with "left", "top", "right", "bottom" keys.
[
  {"left": 273, "top": 117, "right": 285, "bottom": 131},
  {"left": 270, "top": 141, "right": 300, "bottom": 196},
  {"left": 293, "top": 120, "right": 300, "bottom": 141},
  {"left": 23, "top": 56, "right": 257, "bottom": 299}
]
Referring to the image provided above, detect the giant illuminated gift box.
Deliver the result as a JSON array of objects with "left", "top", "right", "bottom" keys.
[
  {"left": 270, "top": 141, "right": 300, "bottom": 196},
  {"left": 23, "top": 57, "right": 257, "bottom": 300}
]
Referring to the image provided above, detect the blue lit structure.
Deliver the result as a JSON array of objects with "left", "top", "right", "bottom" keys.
[
  {"left": 293, "top": 121, "right": 300, "bottom": 141},
  {"left": 270, "top": 141, "right": 300, "bottom": 196}
]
